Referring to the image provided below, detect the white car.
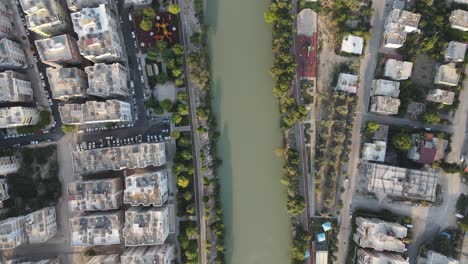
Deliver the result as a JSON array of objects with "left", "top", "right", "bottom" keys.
[
  {"left": 131, "top": 31, "right": 135, "bottom": 39},
  {"left": 128, "top": 14, "right": 132, "bottom": 21}
]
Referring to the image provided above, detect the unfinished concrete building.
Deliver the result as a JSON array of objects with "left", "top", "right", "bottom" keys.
[
  {"left": 72, "top": 142, "right": 166, "bottom": 174},
  {"left": 24, "top": 207, "right": 57, "bottom": 243},
  {"left": 0, "top": 71, "right": 33, "bottom": 103},
  {"left": 450, "top": 9, "right": 468, "bottom": 31},
  {"left": 120, "top": 244, "right": 175, "bottom": 264},
  {"left": 0, "top": 178, "right": 9, "bottom": 206},
  {"left": 384, "top": 59, "right": 413, "bottom": 80},
  {"left": 371, "top": 79, "right": 400, "bottom": 97},
  {"left": 353, "top": 217, "right": 407, "bottom": 253},
  {"left": 0, "top": 39, "right": 27, "bottom": 70},
  {"left": 445, "top": 41, "right": 467, "bottom": 62},
  {"left": 434, "top": 64, "right": 460, "bottom": 86},
  {"left": 426, "top": 250, "right": 459, "bottom": 264},
  {"left": 67, "top": 178, "right": 123, "bottom": 212},
  {"left": 124, "top": 170, "right": 169, "bottom": 207},
  {"left": 46, "top": 67, "right": 88, "bottom": 100},
  {"left": 69, "top": 211, "right": 123, "bottom": 247},
  {"left": 335, "top": 73, "right": 359, "bottom": 93},
  {"left": 123, "top": 206, "right": 170, "bottom": 246},
  {"left": 85, "top": 63, "right": 129, "bottom": 98},
  {"left": 361, "top": 163, "right": 439, "bottom": 202}
]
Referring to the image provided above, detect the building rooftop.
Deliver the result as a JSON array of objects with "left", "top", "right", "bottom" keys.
[
  {"left": 35, "top": 35, "right": 78, "bottom": 64},
  {"left": 383, "top": 23, "right": 407, "bottom": 48},
  {"left": 71, "top": 4, "right": 121, "bottom": 60},
  {"left": 386, "top": 9, "right": 421, "bottom": 32},
  {"left": 354, "top": 217, "right": 407, "bottom": 252},
  {"left": 6, "top": 258, "right": 61, "bottom": 264},
  {"left": 450, "top": 9, "right": 468, "bottom": 31},
  {"left": 296, "top": 8, "right": 316, "bottom": 37},
  {"left": 0, "top": 107, "right": 38, "bottom": 128},
  {"left": 0, "top": 156, "right": 19, "bottom": 176},
  {"left": 86, "top": 254, "right": 120, "bottom": 264},
  {"left": 72, "top": 142, "right": 166, "bottom": 174},
  {"left": 407, "top": 133, "right": 448, "bottom": 164},
  {"left": 434, "top": 64, "right": 460, "bottom": 86},
  {"left": 69, "top": 211, "right": 122, "bottom": 247},
  {"left": 370, "top": 96, "right": 401, "bottom": 115},
  {"left": 123, "top": 206, "right": 170, "bottom": 246},
  {"left": 85, "top": 63, "right": 128, "bottom": 97},
  {"left": 124, "top": 170, "right": 169, "bottom": 207},
  {"left": 384, "top": 59, "right": 413, "bottom": 80},
  {"left": 362, "top": 141, "right": 387, "bottom": 162},
  {"left": 46, "top": 67, "right": 88, "bottom": 100},
  {"left": 59, "top": 100, "right": 132, "bottom": 125},
  {"left": 0, "top": 178, "right": 9, "bottom": 203},
  {"left": 362, "top": 163, "right": 439, "bottom": 202},
  {"left": 67, "top": 178, "right": 123, "bottom": 212},
  {"left": 24, "top": 207, "right": 57, "bottom": 243},
  {"left": 445, "top": 41, "right": 467, "bottom": 62},
  {"left": 20, "top": 0, "right": 63, "bottom": 29},
  {"left": 0, "top": 39, "right": 26, "bottom": 69},
  {"left": 427, "top": 250, "right": 459, "bottom": 264},
  {"left": 336, "top": 73, "right": 359, "bottom": 93},
  {"left": 426, "top": 89, "right": 456, "bottom": 105},
  {"left": 0, "top": 71, "right": 32, "bottom": 103},
  {"left": 341, "top": 35, "right": 364, "bottom": 55},
  {"left": 372, "top": 79, "right": 400, "bottom": 97},
  {"left": 120, "top": 244, "right": 175, "bottom": 264},
  {"left": 0, "top": 217, "right": 27, "bottom": 249},
  {"left": 357, "top": 248, "right": 409, "bottom": 264},
  {"left": 66, "top": 0, "right": 112, "bottom": 11}
]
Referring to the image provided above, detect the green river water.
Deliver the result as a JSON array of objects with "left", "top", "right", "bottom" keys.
[{"left": 204, "top": 0, "right": 291, "bottom": 263}]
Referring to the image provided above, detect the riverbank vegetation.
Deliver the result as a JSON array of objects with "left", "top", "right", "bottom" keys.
[{"left": 265, "top": 0, "right": 310, "bottom": 263}]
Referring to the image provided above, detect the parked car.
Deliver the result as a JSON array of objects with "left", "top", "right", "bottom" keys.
[{"left": 128, "top": 14, "right": 132, "bottom": 21}]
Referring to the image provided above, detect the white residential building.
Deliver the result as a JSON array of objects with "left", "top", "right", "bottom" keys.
[
  {"left": 0, "top": 217, "right": 27, "bottom": 249},
  {"left": 124, "top": 170, "right": 169, "bottom": 207},
  {"left": 0, "top": 71, "right": 33, "bottom": 103},
  {"left": 66, "top": 0, "right": 116, "bottom": 12},
  {"left": 445, "top": 41, "right": 467, "bottom": 62},
  {"left": 341, "top": 35, "right": 364, "bottom": 55},
  {"left": 383, "top": 23, "right": 407, "bottom": 49},
  {"left": 370, "top": 96, "right": 400, "bottom": 115},
  {"left": 384, "top": 59, "right": 413, "bottom": 80},
  {"left": 19, "top": 0, "right": 71, "bottom": 37},
  {"left": 0, "top": 0, "right": 15, "bottom": 39},
  {"left": 35, "top": 34, "right": 84, "bottom": 68},
  {"left": 434, "top": 64, "right": 460, "bottom": 86},
  {"left": 426, "top": 89, "right": 456, "bottom": 105},
  {"left": 426, "top": 250, "right": 459, "bottom": 264},
  {"left": 24, "top": 207, "right": 57, "bottom": 243},
  {"left": 123, "top": 206, "right": 170, "bottom": 246},
  {"left": 0, "top": 156, "right": 18, "bottom": 175},
  {"left": 385, "top": 9, "right": 421, "bottom": 33},
  {"left": 353, "top": 217, "right": 407, "bottom": 253},
  {"left": 69, "top": 211, "right": 123, "bottom": 247},
  {"left": 450, "top": 9, "right": 468, "bottom": 31},
  {"left": 67, "top": 178, "right": 123, "bottom": 212},
  {"left": 0, "top": 178, "right": 9, "bottom": 204},
  {"left": 371, "top": 79, "right": 400, "bottom": 97},
  {"left": 72, "top": 143, "right": 166, "bottom": 174},
  {"left": 59, "top": 100, "right": 132, "bottom": 125},
  {"left": 121, "top": 244, "right": 175, "bottom": 264},
  {"left": 46, "top": 67, "right": 88, "bottom": 100},
  {"left": 335, "top": 73, "right": 359, "bottom": 93},
  {"left": 85, "top": 63, "right": 129, "bottom": 98},
  {"left": 357, "top": 248, "right": 409, "bottom": 264},
  {"left": 0, "top": 107, "right": 39, "bottom": 128},
  {"left": 0, "top": 39, "right": 27, "bottom": 70},
  {"left": 362, "top": 141, "right": 387, "bottom": 162},
  {"left": 71, "top": 4, "right": 124, "bottom": 62}
]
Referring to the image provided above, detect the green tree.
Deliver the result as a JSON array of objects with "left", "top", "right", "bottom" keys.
[
  {"left": 422, "top": 112, "right": 440, "bottom": 125},
  {"left": 392, "top": 133, "right": 412, "bottom": 151},
  {"left": 140, "top": 19, "right": 153, "bottom": 31},
  {"left": 155, "top": 73, "right": 169, "bottom": 84},
  {"left": 172, "top": 44, "right": 184, "bottom": 56},
  {"left": 61, "top": 124, "right": 78, "bottom": 134},
  {"left": 365, "top": 121, "right": 379, "bottom": 135},
  {"left": 183, "top": 191, "right": 192, "bottom": 201},
  {"left": 181, "top": 150, "right": 192, "bottom": 160},
  {"left": 175, "top": 78, "right": 185, "bottom": 87},
  {"left": 171, "top": 130, "right": 181, "bottom": 139},
  {"left": 177, "top": 104, "right": 189, "bottom": 115},
  {"left": 160, "top": 99, "right": 173, "bottom": 112},
  {"left": 143, "top": 7, "right": 156, "bottom": 20},
  {"left": 177, "top": 176, "right": 190, "bottom": 188},
  {"left": 168, "top": 4, "right": 180, "bottom": 15},
  {"left": 172, "top": 113, "right": 183, "bottom": 124},
  {"left": 177, "top": 91, "right": 189, "bottom": 101}
]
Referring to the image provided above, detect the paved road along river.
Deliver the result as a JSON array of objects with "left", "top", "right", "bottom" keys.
[{"left": 205, "top": 0, "right": 291, "bottom": 263}]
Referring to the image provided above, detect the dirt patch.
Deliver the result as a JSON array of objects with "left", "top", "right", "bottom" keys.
[{"left": 411, "top": 54, "right": 437, "bottom": 89}]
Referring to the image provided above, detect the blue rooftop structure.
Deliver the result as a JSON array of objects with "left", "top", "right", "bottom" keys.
[
  {"left": 317, "top": 232, "right": 326, "bottom": 242},
  {"left": 322, "top": 221, "right": 332, "bottom": 232}
]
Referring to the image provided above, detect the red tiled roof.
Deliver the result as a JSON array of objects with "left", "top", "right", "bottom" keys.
[
  {"left": 418, "top": 147, "right": 437, "bottom": 164},
  {"left": 296, "top": 34, "right": 317, "bottom": 78}
]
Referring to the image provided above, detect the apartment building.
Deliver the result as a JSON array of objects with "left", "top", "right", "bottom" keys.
[
  {"left": 0, "top": 217, "right": 27, "bottom": 249},
  {"left": 385, "top": 9, "right": 420, "bottom": 33},
  {"left": 66, "top": 0, "right": 116, "bottom": 12},
  {"left": 123, "top": 206, "right": 170, "bottom": 246},
  {"left": 67, "top": 178, "right": 123, "bottom": 212},
  {"left": 434, "top": 64, "right": 460, "bottom": 86},
  {"left": 445, "top": 41, "right": 467, "bottom": 62},
  {"left": 0, "top": 0, "right": 14, "bottom": 39},
  {"left": 426, "top": 89, "right": 456, "bottom": 105},
  {"left": 59, "top": 100, "right": 132, "bottom": 125},
  {"left": 0, "top": 71, "right": 33, "bottom": 103},
  {"left": 383, "top": 23, "right": 407, "bottom": 49},
  {"left": 0, "top": 107, "right": 39, "bottom": 128},
  {"left": 71, "top": 4, "right": 124, "bottom": 62},
  {"left": 124, "top": 0, "right": 152, "bottom": 6},
  {"left": 0, "top": 156, "right": 18, "bottom": 175},
  {"left": 86, "top": 254, "right": 120, "bottom": 264},
  {"left": 450, "top": 9, "right": 468, "bottom": 32},
  {"left": 335, "top": 73, "right": 359, "bottom": 93},
  {"left": 370, "top": 96, "right": 401, "bottom": 115},
  {"left": 69, "top": 211, "right": 123, "bottom": 247},
  {"left": 0, "top": 39, "right": 27, "bottom": 70},
  {"left": 408, "top": 133, "right": 448, "bottom": 165},
  {"left": 35, "top": 34, "right": 83, "bottom": 67},
  {"left": 384, "top": 59, "right": 413, "bottom": 80},
  {"left": 85, "top": 63, "right": 129, "bottom": 98},
  {"left": 371, "top": 79, "right": 400, "bottom": 97},
  {"left": 353, "top": 217, "right": 407, "bottom": 253},
  {"left": 19, "top": 0, "right": 71, "bottom": 37},
  {"left": 120, "top": 244, "right": 175, "bottom": 264},
  {"left": 0, "top": 178, "right": 9, "bottom": 205},
  {"left": 72, "top": 142, "right": 166, "bottom": 174},
  {"left": 124, "top": 170, "right": 169, "bottom": 207},
  {"left": 46, "top": 67, "right": 88, "bottom": 100},
  {"left": 426, "top": 251, "right": 459, "bottom": 264},
  {"left": 6, "top": 258, "right": 61, "bottom": 264},
  {"left": 24, "top": 207, "right": 57, "bottom": 243},
  {"left": 357, "top": 248, "right": 408, "bottom": 264}
]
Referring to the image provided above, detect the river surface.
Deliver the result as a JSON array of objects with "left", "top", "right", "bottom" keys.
[{"left": 204, "top": 0, "right": 290, "bottom": 263}]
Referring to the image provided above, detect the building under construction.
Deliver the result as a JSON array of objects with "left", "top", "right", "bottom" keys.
[{"left": 361, "top": 163, "right": 439, "bottom": 202}]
